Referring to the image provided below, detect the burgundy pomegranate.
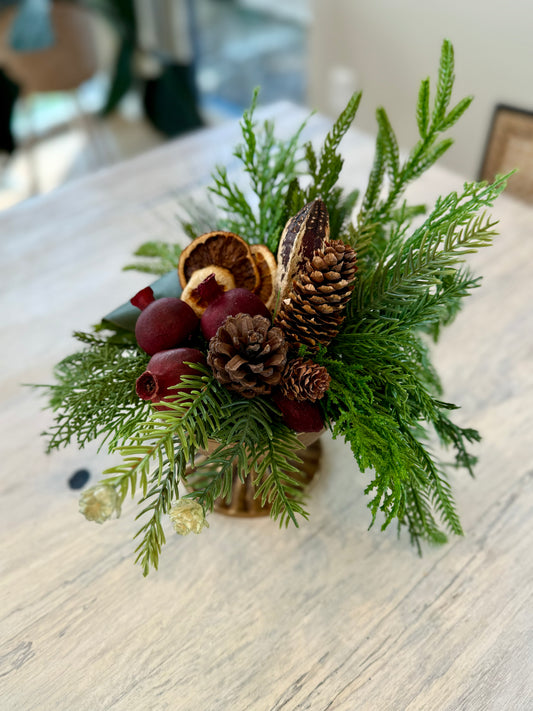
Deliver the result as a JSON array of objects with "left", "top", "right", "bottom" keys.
[
  {"left": 200, "top": 282, "right": 271, "bottom": 341},
  {"left": 272, "top": 392, "right": 324, "bottom": 433},
  {"left": 131, "top": 287, "right": 198, "bottom": 355},
  {"left": 136, "top": 348, "right": 206, "bottom": 409}
]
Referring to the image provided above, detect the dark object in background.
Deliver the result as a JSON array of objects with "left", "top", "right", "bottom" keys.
[
  {"left": 0, "top": 67, "right": 18, "bottom": 153},
  {"left": 98, "top": 0, "right": 137, "bottom": 115},
  {"left": 0, "top": 0, "right": 203, "bottom": 154},
  {"left": 68, "top": 468, "right": 91, "bottom": 490},
  {"left": 480, "top": 104, "right": 533, "bottom": 204},
  {"left": 100, "top": 0, "right": 203, "bottom": 136},
  {"left": 143, "top": 62, "right": 203, "bottom": 136}
]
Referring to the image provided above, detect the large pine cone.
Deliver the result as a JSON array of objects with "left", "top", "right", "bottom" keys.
[
  {"left": 207, "top": 314, "right": 288, "bottom": 398},
  {"left": 275, "top": 239, "right": 357, "bottom": 352}
]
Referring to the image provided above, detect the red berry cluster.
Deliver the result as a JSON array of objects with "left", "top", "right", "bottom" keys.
[
  {"left": 131, "top": 244, "right": 325, "bottom": 433},
  {"left": 132, "top": 281, "right": 269, "bottom": 407}
]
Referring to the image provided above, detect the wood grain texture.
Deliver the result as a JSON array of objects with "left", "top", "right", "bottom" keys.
[{"left": 1, "top": 104, "right": 532, "bottom": 711}]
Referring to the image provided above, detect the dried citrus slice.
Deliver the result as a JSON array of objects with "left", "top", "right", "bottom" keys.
[
  {"left": 250, "top": 244, "right": 277, "bottom": 310},
  {"left": 181, "top": 266, "right": 235, "bottom": 317},
  {"left": 178, "top": 231, "right": 259, "bottom": 292}
]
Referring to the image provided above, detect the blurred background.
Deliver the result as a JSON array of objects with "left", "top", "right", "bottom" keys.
[{"left": 1, "top": 0, "right": 532, "bottom": 211}]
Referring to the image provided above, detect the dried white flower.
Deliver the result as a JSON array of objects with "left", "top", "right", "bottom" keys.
[
  {"left": 79, "top": 484, "right": 121, "bottom": 524},
  {"left": 169, "top": 500, "right": 209, "bottom": 535}
]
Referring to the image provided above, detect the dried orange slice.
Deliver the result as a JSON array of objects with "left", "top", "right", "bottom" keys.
[
  {"left": 178, "top": 231, "right": 259, "bottom": 292},
  {"left": 250, "top": 244, "right": 277, "bottom": 310},
  {"left": 181, "top": 266, "right": 235, "bottom": 317}
]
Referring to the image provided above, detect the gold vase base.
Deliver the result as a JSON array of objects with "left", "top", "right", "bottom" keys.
[{"left": 185, "top": 438, "right": 322, "bottom": 518}]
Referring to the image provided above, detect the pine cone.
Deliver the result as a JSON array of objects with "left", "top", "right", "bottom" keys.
[
  {"left": 207, "top": 314, "right": 288, "bottom": 398},
  {"left": 280, "top": 357, "right": 331, "bottom": 402},
  {"left": 275, "top": 239, "right": 357, "bottom": 352}
]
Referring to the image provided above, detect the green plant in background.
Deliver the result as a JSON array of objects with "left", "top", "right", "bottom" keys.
[{"left": 40, "top": 40, "right": 509, "bottom": 574}]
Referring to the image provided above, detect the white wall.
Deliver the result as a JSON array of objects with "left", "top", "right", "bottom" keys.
[{"left": 308, "top": 0, "right": 533, "bottom": 178}]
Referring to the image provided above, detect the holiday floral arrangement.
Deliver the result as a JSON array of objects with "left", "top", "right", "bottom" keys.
[{"left": 41, "top": 41, "right": 508, "bottom": 576}]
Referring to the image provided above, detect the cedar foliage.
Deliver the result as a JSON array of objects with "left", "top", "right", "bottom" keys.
[
  {"left": 38, "top": 332, "right": 150, "bottom": 452},
  {"left": 41, "top": 40, "right": 509, "bottom": 573},
  {"left": 122, "top": 241, "right": 183, "bottom": 275},
  {"left": 208, "top": 87, "right": 308, "bottom": 251}
]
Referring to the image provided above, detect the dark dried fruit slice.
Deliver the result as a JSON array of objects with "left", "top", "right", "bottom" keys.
[
  {"left": 276, "top": 199, "right": 330, "bottom": 302},
  {"left": 178, "top": 231, "right": 259, "bottom": 292},
  {"left": 250, "top": 244, "right": 277, "bottom": 310}
]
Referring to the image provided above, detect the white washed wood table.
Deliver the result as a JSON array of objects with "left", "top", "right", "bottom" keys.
[{"left": 1, "top": 104, "right": 532, "bottom": 710}]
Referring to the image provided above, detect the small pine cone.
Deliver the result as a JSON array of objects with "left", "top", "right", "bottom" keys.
[
  {"left": 280, "top": 357, "right": 331, "bottom": 402},
  {"left": 275, "top": 239, "right": 357, "bottom": 352},
  {"left": 207, "top": 314, "right": 288, "bottom": 398}
]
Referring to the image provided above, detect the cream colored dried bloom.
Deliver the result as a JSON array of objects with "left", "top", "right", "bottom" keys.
[
  {"left": 169, "top": 500, "right": 209, "bottom": 535},
  {"left": 79, "top": 484, "right": 121, "bottom": 524}
]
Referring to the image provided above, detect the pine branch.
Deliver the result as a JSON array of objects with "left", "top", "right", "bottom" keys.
[
  {"left": 359, "top": 39, "right": 474, "bottom": 229},
  {"left": 133, "top": 449, "right": 184, "bottom": 575},
  {"left": 323, "top": 314, "right": 480, "bottom": 546},
  {"left": 185, "top": 397, "right": 307, "bottom": 527},
  {"left": 183, "top": 396, "right": 276, "bottom": 513},
  {"left": 104, "top": 372, "right": 229, "bottom": 576},
  {"left": 353, "top": 200, "right": 503, "bottom": 329},
  {"left": 253, "top": 422, "right": 308, "bottom": 527},
  {"left": 402, "top": 176, "right": 508, "bottom": 254},
  {"left": 302, "top": 92, "right": 362, "bottom": 238},
  {"left": 360, "top": 130, "right": 387, "bottom": 218},
  {"left": 103, "top": 372, "right": 225, "bottom": 504},
  {"left": 323, "top": 364, "right": 467, "bottom": 546},
  {"left": 105, "top": 375, "right": 306, "bottom": 574},
  {"left": 401, "top": 425, "right": 464, "bottom": 538},
  {"left": 306, "top": 91, "right": 362, "bottom": 202}
]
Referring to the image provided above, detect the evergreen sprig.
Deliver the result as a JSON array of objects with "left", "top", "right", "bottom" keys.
[
  {"left": 359, "top": 39, "right": 473, "bottom": 230},
  {"left": 322, "top": 333, "right": 478, "bottom": 550},
  {"left": 350, "top": 175, "right": 508, "bottom": 341},
  {"left": 109, "top": 373, "right": 225, "bottom": 576},
  {"left": 102, "top": 372, "right": 222, "bottom": 506},
  {"left": 123, "top": 240, "right": 183, "bottom": 275},
  {"left": 40, "top": 39, "right": 509, "bottom": 572},
  {"left": 209, "top": 88, "right": 308, "bottom": 251},
  {"left": 281, "top": 92, "right": 362, "bottom": 240},
  {"left": 102, "top": 370, "right": 307, "bottom": 574},
  {"left": 38, "top": 332, "right": 150, "bottom": 452},
  {"left": 186, "top": 397, "right": 307, "bottom": 527},
  {"left": 323, "top": 176, "right": 506, "bottom": 548},
  {"left": 208, "top": 88, "right": 362, "bottom": 250}
]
